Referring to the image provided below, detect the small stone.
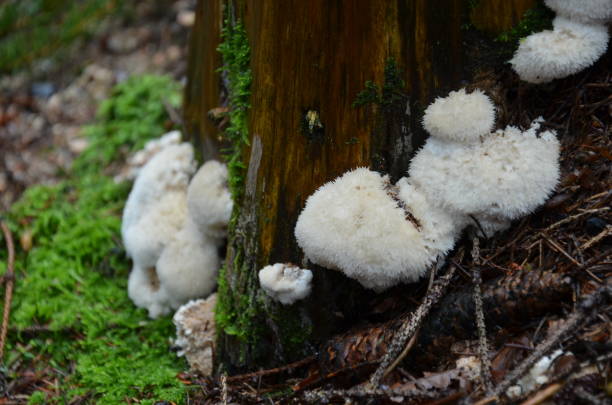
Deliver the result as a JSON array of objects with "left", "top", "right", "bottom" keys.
[
  {"left": 177, "top": 10, "right": 195, "bottom": 27},
  {"left": 31, "top": 82, "right": 56, "bottom": 98},
  {"left": 107, "top": 30, "right": 140, "bottom": 54},
  {"left": 585, "top": 217, "right": 607, "bottom": 236},
  {"left": 166, "top": 45, "right": 181, "bottom": 62},
  {"left": 68, "top": 138, "right": 89, "bottom": 154}
]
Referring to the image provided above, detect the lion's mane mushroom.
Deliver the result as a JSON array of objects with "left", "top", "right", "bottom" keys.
[
  {"left": 410, "top": 118, "right": 560, "bottom": 235},
  {"left": 156, "top": 160, "right": 232, "bottom": 311},
  {"left": 258, "top": 263, "right": 313, "bottom": 305},
  {"left": 510, "top": 0, "right": 611, "bottom": 84},
  {"left": 295, "top": 88, "right": 560, "bottom": 290},
  {"left": 544, "top": 0, "right": 612, "bottom": 24},
  {"left": 123, "top": 147, "right": 231, "bottom": 318},
  {"left": 294, "top": 168, "right": 436, "bottom": 291},
  {"left": 123, "top": 143, "right": 195, "bottom": 317}
]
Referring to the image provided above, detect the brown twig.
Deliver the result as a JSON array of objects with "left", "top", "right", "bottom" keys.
[
  {"left": 580, "top": 225, "right": 612, "bottom": 251},
  {"left": 519, "top": 383, "right": 563, "bottom": 405},
  {"left": 302, "top": 384, "right": 458, "bottom": 404},
  {"left": 0, "top": 221, "right": 15, "bottom": 363},
  {"left": 226, "top": 355, "right": 315, "bottom": 383},
  {"left": 368, "top": 257, "right": 458, "bottom": 387}
]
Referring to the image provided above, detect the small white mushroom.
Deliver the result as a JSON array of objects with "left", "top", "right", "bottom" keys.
[{"left": 258, "top": 263, "right": 313, "bottom": 305}]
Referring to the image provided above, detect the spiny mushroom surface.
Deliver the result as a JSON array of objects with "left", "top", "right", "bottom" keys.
[
  {"left": 510, "top": 0, "right": 611, "bottom": 84},
  {"left": 295, "top": 168, "right": 433, "bottom": 291},
  {"left": 123, "top": 140, "right": 231, "bottom": 318},
  {"left": 295, "top": 89, "right": 560, "bottom": 290}
]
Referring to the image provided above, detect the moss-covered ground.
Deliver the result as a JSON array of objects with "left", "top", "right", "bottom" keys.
[
  {"left": 0, "top": 0, "right": 124, "bottom": 73},
  {"left": 0, "top": 75, "right": 191, "bottom": 404}
]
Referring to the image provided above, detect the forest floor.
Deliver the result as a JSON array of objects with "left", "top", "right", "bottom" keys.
[
  {"left": 1, "top": 2, "right": 611, "bottom": 405},
  {"left": 0, "top": 0, "right": 193, "bottom": 210},
  {"left": 0, "top": 1, "right": 198, "bottom": 404}
]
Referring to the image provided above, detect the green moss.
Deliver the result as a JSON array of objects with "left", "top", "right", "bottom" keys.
[
  {"left": 74, "top": 75, "right": 181, "bottom": 176},
  {"left": 352, "top": 80, "right": 381, "bottom": 107},
  {"left": 1, "top": 75, "right": 185, "bottom": 404},
  {"left": 214, "top": 13, "right": 259, "bottom": 363},
  {"left": 467, "top": 0, "right": 481, "bottom": 11},
  {"left": 0, "top": 0, "right": 124, "bottom": 73},
  {"left": 216, "top": 18, "right": 252, "bottom": 205},
  {"left": 496, "top": 2, "right": 554, "bottom": 49},
  {"left": 352, "top": 58, "right": 406, "bottom": 110}
]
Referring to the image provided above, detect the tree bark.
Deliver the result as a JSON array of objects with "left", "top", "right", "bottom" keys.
[{"left": 184, "top": 0, "right": 538, "bottom": 374}]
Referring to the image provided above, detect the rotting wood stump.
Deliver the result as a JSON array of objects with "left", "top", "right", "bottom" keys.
[{"left": 183, "top": 0, "right": 541, "bottom": 373}]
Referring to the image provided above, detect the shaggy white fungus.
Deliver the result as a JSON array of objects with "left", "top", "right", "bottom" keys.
[
  {"left": 295, "top": 88, "right": 560, "bottom": 290},
  {"left": 187, "top": 160, "right": 233, "bottom": 240},
  {"left": 258, "top": 263, "right": 313, "bottom": 305},
  {"left": 122, "top": 145, "right": 231, "bottom": 318},
  {"left": 410, "top": 118, "right": 560, "bottom": 225},
  {"left": 295, "top": 168, "right": 433, "bottom": 291},
  {"left": 116, "top": 130, "right": 183, "bottom": 182},
  {"left": 545, "top": 0, "right": 612, "bottom": 24},
  {"left": 156, "top": 217, "right": 220, "bottom": 310},
  {"left": 511, "top": 0, "right": 612, "bottom": 85},
  {"left": 422, "top": 89, "right": 496, "bottom": 143}
]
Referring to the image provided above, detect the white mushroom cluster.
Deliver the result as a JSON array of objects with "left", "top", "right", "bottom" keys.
[
  {"left": 510, "top": 0, "right": 611, "bottom": 84},
  {"left": 295, "top": 89, "right": 560, "bottom": 291},
  {"left": 122, "top": 137, "right": 232, "bottom": 318},
  {"left": 258, "top": 263, "right": 313, "bottom": 305}
]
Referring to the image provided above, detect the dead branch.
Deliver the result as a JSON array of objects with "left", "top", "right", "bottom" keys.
[
  {"left": 368, "top": 259, "right": 458, "bottom": 387},
  {"left": 302, "top": 383, "right": 459, "bottom": 404},
  {"left": 226, "top": 356, "right": 315, "bottom": 383},
  {"left": 519, "top": 383, "right": 563, "bottom": 405},
  {"left": 470, "top": 237, "right": 493, "bottom": 393},
  {"left": 0, "top": 221, "right": 15, "bottom": 362},
  {"left": 580, "top": 225, "right": 612, "bottom": 251}
]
